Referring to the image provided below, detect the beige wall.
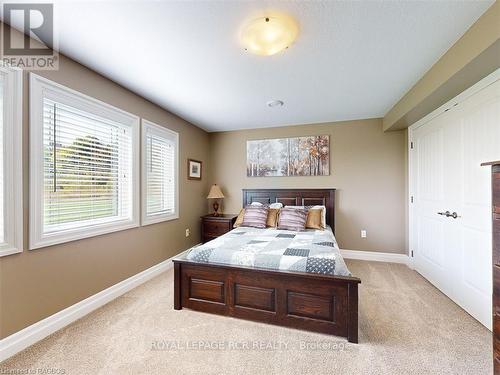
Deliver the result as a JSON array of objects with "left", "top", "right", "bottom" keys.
[
  {"left": 0, "top": 37, "right": 211, "bottom": 337},
  {"left": 209, "top": 119, "right": 407, "bottom": 254},
  {"left": 383, "top": 1, "right": 500, "bottom": 131}
]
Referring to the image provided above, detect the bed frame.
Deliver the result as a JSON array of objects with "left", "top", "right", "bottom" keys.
[{"left": 173, "top": 189, "right": 361, "bottom": 343}]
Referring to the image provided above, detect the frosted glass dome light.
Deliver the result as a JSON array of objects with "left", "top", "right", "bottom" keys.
[{"left": 240, "top": 15, "right": 299, "bottom": 56}]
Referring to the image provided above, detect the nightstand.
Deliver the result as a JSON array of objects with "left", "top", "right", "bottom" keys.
[{"left": 200, "top": 214, "right": 237, "bottom": 243}]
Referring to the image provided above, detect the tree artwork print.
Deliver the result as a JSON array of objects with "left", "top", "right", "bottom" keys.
[{"left": 247, "top": 135, "right": 330, "bottom": 177}]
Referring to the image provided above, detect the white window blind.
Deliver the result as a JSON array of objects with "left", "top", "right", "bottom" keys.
[
  {"left": 146, "top": 135, "right": 175, "bottom": 215},
  {"left": 141, "top": 120, "right": 178, "bottom": 225},
  {"left": 30, "top": 74, "right": 139, "bottom": 249},
  {"left": 0, "top": 75, "right": 4, "bottom": 245},
  {"left": 0, "top": 66, "right": 22, "bottom": 257},
  {"left": 43, "top": 99, "right": 133, "bottom": 233}
]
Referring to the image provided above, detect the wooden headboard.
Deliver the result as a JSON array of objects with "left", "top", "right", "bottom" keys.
[{"left": 242, "top": 189, "right": 336, "bottom": 233}]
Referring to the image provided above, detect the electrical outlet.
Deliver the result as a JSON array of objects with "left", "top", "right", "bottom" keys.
[
  {"left": 185, "top": 228, "right": 190, "bottom": 237},
  {"left": 361, "top": 230, "right": 367, "bottom": 238}
]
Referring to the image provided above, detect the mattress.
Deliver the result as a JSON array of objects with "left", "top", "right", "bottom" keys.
[{"left": 186, "top": 225, "right": 351, "bottom": 276}]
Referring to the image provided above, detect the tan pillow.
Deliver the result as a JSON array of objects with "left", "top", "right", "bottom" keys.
[
  {"left": 233, "top": 208, "right": 245, "bottom": 228},
  {"left": 305, "top": 209, "right": 323, "bottom": 230},
  {"left": 266, "top": 208, "right": 280, "bottom": 228}
]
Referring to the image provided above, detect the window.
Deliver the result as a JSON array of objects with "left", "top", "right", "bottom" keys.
[
  {"left": 141, "top": 120, "right": 178, "bottom": 225},
  {"left": 30, "top": 74, "right": 140, "bottom": 249},
  {"left": 0, "top": 66, "right": 23, "bottom": 257}
]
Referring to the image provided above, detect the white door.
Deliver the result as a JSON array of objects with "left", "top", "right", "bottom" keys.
[{"left": 411, "top": 76, "right": 500, "bottom": 329}]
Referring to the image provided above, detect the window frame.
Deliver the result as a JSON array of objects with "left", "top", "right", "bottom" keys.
[
  {"left": 0, "top": 65, "right": 23, "bottom": 257},
  {"left": 29, "top": 74, "right": 140, "bottom": 250},
  {"left": 141, "top": 119, "right": 179, "bottom": 226}
]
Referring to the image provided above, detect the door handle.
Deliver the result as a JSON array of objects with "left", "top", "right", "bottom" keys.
[{"left": 437, "top": 211, "right": 461, "bottom": 219}]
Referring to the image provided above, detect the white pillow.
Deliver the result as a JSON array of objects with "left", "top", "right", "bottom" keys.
[
  {"left": 285, "top": 205, "right": 326, "bottom": 228},
  {"left": 250, "top": 202, "right": 283, "bottom": 209}
]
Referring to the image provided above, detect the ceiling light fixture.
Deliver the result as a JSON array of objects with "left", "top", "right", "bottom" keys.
[
  {"left": 240, "top": 14, "right": 299, "bottom": 56},
  {"left": 267, "top": 100, "right": 284, "bottom": 108}
]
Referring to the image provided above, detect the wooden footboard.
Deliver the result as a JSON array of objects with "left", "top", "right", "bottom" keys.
[{"left": 173, "top": 258, "right": 361, "bottom": 343}]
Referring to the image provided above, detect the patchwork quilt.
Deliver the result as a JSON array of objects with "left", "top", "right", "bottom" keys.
[{"left": 186, "top": 226, "right": 351, "bottom": 276}]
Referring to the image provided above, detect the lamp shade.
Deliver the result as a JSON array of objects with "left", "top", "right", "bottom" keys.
[{"left": 207, "top": 184, "right": 225, "bottom": 199}]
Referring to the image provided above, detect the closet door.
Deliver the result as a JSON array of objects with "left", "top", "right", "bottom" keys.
[
  {"left": 457, "top": 80, "right": 500, "bottom": 328},
  {"left": 411, "top": 79, "right": 500, "bottom": 329},
  {"left": 413, "top": 107, "right": 461, "bottom": 303}
]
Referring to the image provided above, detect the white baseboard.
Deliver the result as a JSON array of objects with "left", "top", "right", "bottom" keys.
[
  {"left": 341, "top": 249, "right": 410, "bottom": 265},
  {"left": 0, "top": 255, "right": 176, "bottom": 362}
]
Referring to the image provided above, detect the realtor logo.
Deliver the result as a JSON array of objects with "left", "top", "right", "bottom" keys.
[{"left": 1, "top": 3, "right": 58, "bottom": 69}]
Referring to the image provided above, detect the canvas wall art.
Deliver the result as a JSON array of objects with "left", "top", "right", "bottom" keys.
[{"left": 247, "top": 135, "right": 330, "bottom": 177}]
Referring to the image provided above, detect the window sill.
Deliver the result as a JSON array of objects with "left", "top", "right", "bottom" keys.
[
  {"left": 30, "top": 219, "right": 140, "bottom": 250},
  {"left": 0, "top": 244, "right": 22, "bottom": 257},
  {"left": 141, "top": 213, "right": 179, "bottom": 227}
]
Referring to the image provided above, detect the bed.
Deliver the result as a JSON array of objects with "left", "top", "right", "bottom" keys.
[{"left": 173, "top": 189, "right": 361, "bottom": 343}]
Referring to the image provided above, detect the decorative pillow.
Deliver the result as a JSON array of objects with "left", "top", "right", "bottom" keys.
[
  {"left": 278, "top": 207, "right": 307, "bottom": 231},
  {"left": 305, "top": 209, "right": 323, "bottom": 230},
  {"left": 287, "top": 205, "right": 326, "bottom": 229},
  {"left": 266, "top": 208, "right": 280, "bottom": 228},
  {"left": 233, "top": 208, "right": 245, "bottom": 228},
  {"left": 311, "top": 205, "right": 327, "bottom": 228},
  {"left": 241, "top": 206, "right": 269, "bottom": 228}
]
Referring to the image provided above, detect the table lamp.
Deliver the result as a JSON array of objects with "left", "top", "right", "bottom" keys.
[{"left": 207, "top": 184, "right": 225, "bottom": 216}]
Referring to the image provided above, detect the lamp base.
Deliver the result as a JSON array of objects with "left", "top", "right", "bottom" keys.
[{"left": 212, "top": 201, "right": 220, "bottom": 216}]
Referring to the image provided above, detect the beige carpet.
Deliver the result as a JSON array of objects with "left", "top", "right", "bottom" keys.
[{"left": 1, "top": 260, "right": 492, "bottom": 374}]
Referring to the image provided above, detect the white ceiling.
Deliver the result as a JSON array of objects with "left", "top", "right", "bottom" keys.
[{"left": 4, "top": 0, "right": 495, "bottom": 131}]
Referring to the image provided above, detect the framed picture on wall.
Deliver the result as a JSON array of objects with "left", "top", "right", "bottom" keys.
[
  {"left": 188, "top": 159, "right": 202, "bottom": 180},
  {"left": 247, "top": 135, "right": 330, "bottom": 177}
]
